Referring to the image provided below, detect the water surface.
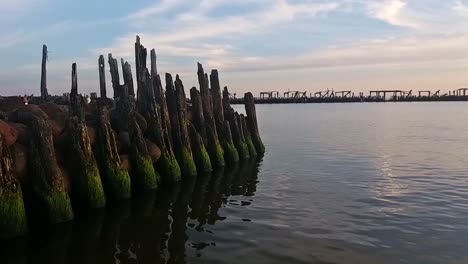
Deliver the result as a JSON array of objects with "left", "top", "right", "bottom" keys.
[{"left": 2, "top": 102, "right": 468, "bottom": 264}]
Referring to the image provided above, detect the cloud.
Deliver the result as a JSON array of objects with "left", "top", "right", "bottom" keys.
[
  {"left": 0, "top": 20, "right": 72, "bottom": 49},
  {"left": 364, "top": 0, "right": 419, "bottom": 28}
]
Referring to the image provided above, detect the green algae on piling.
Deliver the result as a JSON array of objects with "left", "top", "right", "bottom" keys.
[{"left": 0, "top": 134, "right": 28, "bottom": 239}]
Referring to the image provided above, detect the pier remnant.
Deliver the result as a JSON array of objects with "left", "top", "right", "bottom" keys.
[
  {"left": 166, "top": 74, "right": 197, "bottom": 177},
  {"left": 93, "top": 108, "right": 131, "bottom": 200},
  {"left": 0, "top": 134, "right": 28, "bottom": 239},
  {"left": 66, "top": 63, "right": 106, "bottom": 209},
  {"left": 210, "top": 70, "right": 238, "bottom": 164},
  {"left": 223, "top": 87, "right": 249, "bottom": 159},
  {"left": 197, "top": 63, "right": 225, "bottom": 168},
  {"left": 150, "top": 52, "right": 181, "bottom": 183},
  {"left": 98, "top": 55, "right": 107, "bottom": 98},
  {"left": 16, "top": 112, "right": 73, "bottom": 224},
  {"left": 239, "top": 114, "right": 257, "bottom": 157},
  {"left": 136, "top": 45, "right": 180, "bottom": 183},
  {"left": 40, "top": 45, "right": 48, "bottom": 101},
  {"left": 121, "top": 63, "right": 159, "bottom": 191},
  {"left": 244, "top": 92, "right": 265, "bottom": 154}
]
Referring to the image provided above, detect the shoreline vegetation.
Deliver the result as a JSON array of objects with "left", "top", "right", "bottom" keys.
[{"left": 0, "top": 36, "right": 264, "bottom": 240}]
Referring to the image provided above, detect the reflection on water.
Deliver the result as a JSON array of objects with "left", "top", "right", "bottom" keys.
[
  {"left": 3, "top": 103, "right": 468, "bottom": 264},
  {"left": 0, "top": 159, "right": 261, "bottom": 264}
]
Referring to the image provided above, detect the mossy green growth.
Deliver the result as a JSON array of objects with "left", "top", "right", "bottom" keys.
[
  {"left": 157, "top": 152, "right": 182, "bottom": 184},
  {"left": 223, "top": 142, "right": 239, "bottom": 164},
  {"left": 70, "top": 157, "right": 106, "bottom": 209},
  {"left": 245, "top": 135, "right": 257, "bottom": 157},
  {"left": 0, "top": 189, "right": 28, "bottom": 239},
  {"left": 236, "top": 142, "right": 250, "bottom": 160},
  {"left": 103, "top": 163, "right": 131, "bottom": 201},
  {"left": 206, "top": 125, "right": 225, "bottom": 168},
  {"left": 194, "top": 142, "right": 212, "bottom": 173},
  {"left": 130, "top": 152, "right": 159, "bottom": 192},
  {"left": 41, "top": 190, "right": 74, "bottom": 224},
  {"left": 179, "top": 147, "right": 197, "bottom": 177}
]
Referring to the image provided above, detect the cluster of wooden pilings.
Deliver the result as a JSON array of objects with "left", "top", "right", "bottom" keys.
[{"left": 0, "top": 36, "right": 264, "bottom": 239}]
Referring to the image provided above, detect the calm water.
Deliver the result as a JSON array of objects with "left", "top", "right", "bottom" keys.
[{"left": 2, "top": 102, "right": 468, "bottom": 264}]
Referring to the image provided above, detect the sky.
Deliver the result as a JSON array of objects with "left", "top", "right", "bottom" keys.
[{"left": 2, "top": 0, "right": 468, "bottom": 97}]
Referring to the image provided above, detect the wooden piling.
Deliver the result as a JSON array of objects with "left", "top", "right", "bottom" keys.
[
  {"left": 93, "top": 108, "right": 131, "bottom": 200},
  {"left": 121, "top": 59, "right": 135, "bottom": 97},
  {"left": 15, "top": 113, "right": 74, "bottom": 224},
  {"left": 98, "top": 55, "right": 107, "bottom": 98},
  {"left": 147, "top": 49, "right": 181, "bottom": 183},
  {"left": 165, "top": 73, "right": 197, "bottom": 177},
  {"left": 210, "top": 70, "right": 238, "bottom": 164},
  {"left": 120, "top": 62, "right": 159, "bottom": 191},
  {"left": 221, "top": 121, "right": 239, "bottom": 163},
  {"left": 0, "top": 134, "right": 28, "bottom": 239},
  {"left": 244, "top": 92, "right": 265, "bottom": 154},
  {"left": 108, "top": 54, "right": 121, "bottom": 99},
  {"left": 67, "top": 63, "right": 106, "bottom": 209},
  {"left": 223, "top": 87, "right": 249, "bottom": 159},
  {"left": 188, "top": 123, "right": 212, "bottom": 173},
  {"left": 40, "top": 44, "right": 48, "bottom": 101},
  {"left": 239, "top": 113, "right": 257, "bottom": 157},
  {"left": 197, "top": 63, "right": 225, "bottom": 168}
]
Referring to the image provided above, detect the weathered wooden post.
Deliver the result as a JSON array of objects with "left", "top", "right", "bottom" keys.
[
  {"left": 190, "top": 87, "right": 207, "bottom": 144},
  {"left": 67, "top": 63, "right": 106, "bottom": 209},
  {"left": 121, "top": 59, "right": 135, "bottom": 97},
  {"left": 197, "top": 63, "right": 225, "bottom": 168},
  {"left": 120, "top": 61, "right": 159, "bottom": 191},
  {"left": 146, "top": 49, "right": 180, "bottom": 183},
  {"left": 239, "top": 113, "right": 257, "bottom": 157},
  {"left": 0, "top": 134, "right": 28, "bottom": 239},
  {"left": 14, "top": 112, "right": 74, "bottom": 224},
  {"left": 40, "top": 44, "right": 48, "bottom": 101},
  {"left": 210, "top": 69, "right": 238, "bottom": 164},
  {"left": 98, "top": 55, "right": 107, "bottom": 98},
  {"left": 223, "top": 86, "right": 249, "bottom": 159},
  {"left": 244, "top": 92, "right": 265, "bottom": 154},
  {"left": 93, "top": 108, "right": 131, "bottom": 200},
  {"left": 166, "top": 73, "right": 197, "bottom": 177},
  {"left": 221, "top": 120, "right": 239, "bottom": 163},
  {"left": 108, "top": 54, "right": 121, "bottom": 99},
  {"left": 135, "top": 35, "right": 147, "bottom": 100}
]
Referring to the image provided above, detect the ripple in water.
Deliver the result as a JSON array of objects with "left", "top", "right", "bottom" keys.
[{"left": 2, "top": 102, "right": 468, "bottom": 264}]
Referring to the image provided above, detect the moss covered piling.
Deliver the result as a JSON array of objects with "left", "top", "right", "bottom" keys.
[{"left": 0, "top": 35, "right": 265, "bottom": 239}]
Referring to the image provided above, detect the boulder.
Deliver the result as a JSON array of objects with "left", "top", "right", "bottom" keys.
[
  {"left": 12, "top": 143, "right": 28, "bottom": 184},
  {"left": 8, "top": 104, "right": 49, "bottom": 123},
  {"left": 39, "top": 103, "right": 68, "bottom": 138},
  {"left": 0, "top": 120, "right": 18, "bottom": 146},
  {"left": 8, "top": 122, "right": 29, "bottom": 145},
  {"left": 145, "top": 138, "right": 161, "bottom": 162},
  {"left": 135, "top": 112, "right": 147, "bottom": 133}
]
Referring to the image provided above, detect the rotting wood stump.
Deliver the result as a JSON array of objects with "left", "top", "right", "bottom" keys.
[
  {"left": 210, "top": 70, "right": 238, "bottom": 164},
  {"left": 93, "top": 108, "right": 131, "bottom": 201},
  {"left": 239, "top": 113, "right": 257, "bottom": 157},
  {"left": 139, "top": 49, "right": 181, "bottom": 184},
  {"left": 0, "top": 134, "right": 28, "bottom": 239},
  {"left": 166, "top": 73, "right": 197, "bottom": 177},
  {"left": 223, "top": 86, "right": 249, "bottom": 159},
  {"left": 197, "top": 63, "right": 225, "bottom": 168},
  {"left": 16, "top": 113, "right": 73, "bottom": 224},
  {"left": 66, "top": 63, "right": 106, "bottom": 209},
  {"left": 244, "top": 92, "right": 265, "bottom": 154}
]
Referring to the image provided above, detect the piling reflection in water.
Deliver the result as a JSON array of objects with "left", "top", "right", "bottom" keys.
[{"left": 0, "top": 158, "right": 261, "bottom": 264}]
